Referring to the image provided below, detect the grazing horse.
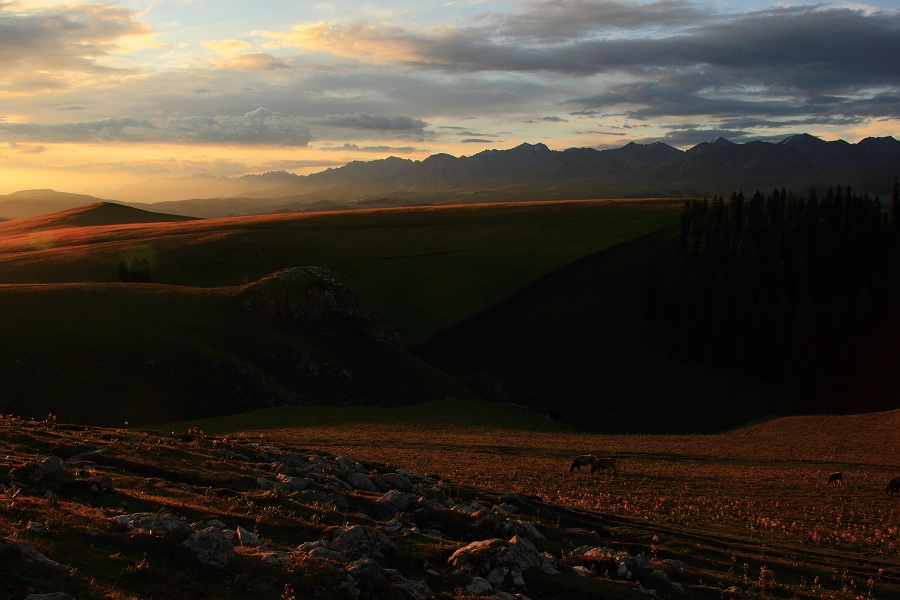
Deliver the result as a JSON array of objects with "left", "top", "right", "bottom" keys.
[
  {"left": 570, "top": 455, "right": 595, "bottom": 473},
  {"left": 886, "top": 476, "right": 900, "bottom": 497},
  {"left": 826, "top": 471, "right": 843, "bottom": 486},
  {"left": 590, "top": 456, "right": 618, "bottom": 474}
]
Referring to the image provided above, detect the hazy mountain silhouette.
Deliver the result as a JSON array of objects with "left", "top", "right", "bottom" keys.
[{"left": 5, "top": 134, "right": 900, "bottom": 220}]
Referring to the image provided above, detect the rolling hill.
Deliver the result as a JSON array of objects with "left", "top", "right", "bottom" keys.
[
  {"left": 0, "top": 269, "right": 478, "bottom": 427},
  {"left": 1, "top": 196, "right": 891, "bottom": 432}
]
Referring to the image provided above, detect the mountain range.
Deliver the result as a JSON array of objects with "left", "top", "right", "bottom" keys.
[{"left": 3, "top": 133, "right": 899, "bottom": 220}]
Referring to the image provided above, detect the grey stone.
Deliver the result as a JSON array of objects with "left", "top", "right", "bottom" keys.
[
  {"left": 181, "top": 527, "right": 235, "bottom": 569},
  {"left": 113, "top": 512, "right": 190, "bottom": 536},
  {"left": 374, "top": 472, "right": 412, "bottom": 491},
  {"left": 347, "top": 472, "right": 380, "bottom": 492},
  {"left": 331, "top": 525, "right": 396, "bottom": 560},
  {"left": 467, "top": 576, "right": 493, "bottom": 594},
  {"left": 237, "top": 526, "right": 261, "bottom": 547},
  {"left": 19, "top": 543, "right": 71, "bottom": 573}
]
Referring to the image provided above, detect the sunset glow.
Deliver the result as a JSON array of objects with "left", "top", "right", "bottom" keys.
[{"left": 1, "top": 0, "right": 899, "bottom": 197}]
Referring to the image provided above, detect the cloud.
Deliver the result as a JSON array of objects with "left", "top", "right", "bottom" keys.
[
  {"left": 461, "top": 138, "right": 495, "bottom": 143},
  {"left": 258, "top": 3, "right": 900, "bottom": 126},
  {"left": 481, "top": 0, "right": 709, "bottom": 43},
  {"left": 211, "top": 53, "right": 290, "bottom": 71},
  {"left": 320, "top": 143, "right": 419, "bottom": 153},
  {"left": 0, "top": 3, "right": 152, "bottom": 90},
  {"left": 0, "top": 108, "right": 312, "bottom": 146},
  {"left": 313, "top": 113, "right": 427, "bottom": 131},
  {"left": 8, "top": 142, "right": 46, "bottom": 154}
]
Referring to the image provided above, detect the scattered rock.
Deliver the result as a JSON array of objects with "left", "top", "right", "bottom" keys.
[
  {"left": 19, "top": 543, "right": 71, "bottom": 573},
  {"left": 237, "top": 526, "right": 261, "bottom": 547},
  {"left": 466, "top": 576, "right": 493, "bottom": 595},
  {"left": 374, "top": 472, "right": 412, "bottom": 491},
  {"left": 331, "top": 525, "right": 396, "bottom": 560},
  {"left": 375, "top": 489, "right": 416, "bottom": 517},
  {"left": 181, "top": 527, "right": 235, "bottom": 569},
  {"left": 347, "top": 472, "right": 380, "bottom": 492},
  {"left": 26, "top": 521, "right": 47, "bottom": 534},
  {"left": 113, "top": 512, "right": 190, "bottom": 536}
]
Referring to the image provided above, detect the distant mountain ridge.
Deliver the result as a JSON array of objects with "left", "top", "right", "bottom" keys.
[{"left": 4, "top": 134, "right": 900, "bottom": 219}]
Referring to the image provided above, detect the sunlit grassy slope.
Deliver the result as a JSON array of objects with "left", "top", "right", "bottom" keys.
[{"left": 0, "top": 199, "right": 681, "bottom": 345}]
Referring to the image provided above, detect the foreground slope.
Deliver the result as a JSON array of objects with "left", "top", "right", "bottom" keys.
[{"left": 1, "top": 410, "right": 897, "bottom": 600}]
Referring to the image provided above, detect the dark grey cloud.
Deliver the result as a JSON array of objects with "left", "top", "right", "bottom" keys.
[
  {"left": 313, "top": 113, "right": 427, "bottom": 131},
  {"left": 461, "top": 138, "right": 496, "bottom": 143},
  {"left": 165, "top": 108, "right": 311, "bottom": 145},
  {"left": 320, "top": 3, "right": 900, "bottom": 125},
  {"left": 639, "top": 128, "right": 754, "bottom": 147},
  {"left": 321, "top": 143, "right": 418, "bottom": 153},
  {"left": 0, "top": 108, "right": 312, "bottom": 146},
  {"left": 480, "top": 0, "right": 708, "bottom": 43},
  {"left": 0, "top": 117, "right": 155, "bottom": 142}
]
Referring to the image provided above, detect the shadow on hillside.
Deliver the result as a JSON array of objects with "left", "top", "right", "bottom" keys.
[{"left": 415, "top": 228, "right": 790, "bottom": 434}]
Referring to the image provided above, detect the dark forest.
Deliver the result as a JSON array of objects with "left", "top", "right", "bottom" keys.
[{"left": 652, "top": 179, "right": 900, "bottom": 412}]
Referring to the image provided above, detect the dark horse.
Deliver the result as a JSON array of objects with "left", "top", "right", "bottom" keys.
[{"left": 569, "top": 455, "right": 595, "bottom": 473}]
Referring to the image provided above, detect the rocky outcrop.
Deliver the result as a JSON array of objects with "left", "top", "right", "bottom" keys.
[
  {"left": 236, "top": 267, "right": 402, "bottom": 348},
  {"left": 0, "top": 422, "right": 721, "bottom": 600}
]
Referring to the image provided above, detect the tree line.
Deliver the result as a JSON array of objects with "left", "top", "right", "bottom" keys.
[{"left": 649, "top": 179, "right": 900, "bottom": 411}]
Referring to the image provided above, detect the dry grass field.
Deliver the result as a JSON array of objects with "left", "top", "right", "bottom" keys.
[{"left": 249, "top": 409, "right": 900, "bottom": 598}]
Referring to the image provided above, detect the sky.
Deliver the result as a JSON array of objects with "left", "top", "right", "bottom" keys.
[{"left": 0, "top": 0, "right": 898, "bottom": 196}]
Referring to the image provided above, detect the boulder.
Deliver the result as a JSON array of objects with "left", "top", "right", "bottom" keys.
[
  {"left": 18, "top": 543, "right": 71, "bottom": 573},
  {"left": 375, "top": 489, "right": 416, "bottom": 517},
  {"left": 347, "top": 472, "right": 380, "bottom": 492},
  {"left": 466, "top": 576, "right": 493, "bottom": 595},
  {"left": 113, "top": 512, "right": 190, "bottom": 536},
  {"left": 330, "top": 525, "right": 396, "bottom": 560},
  {"left": 237, "top": 526, "right": 261, "bottom": 547},
  {"left": 373, "top": 472, "right": 412, "bottom": 491},
  {"left": 181, "top": 527, "right": 235, "bottom": 569}
]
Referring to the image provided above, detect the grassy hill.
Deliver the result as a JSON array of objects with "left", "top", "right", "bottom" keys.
[
  {"left": 0, "top": 199, "right": 682, "bottom": 345},
  {"left": 0, "top": 199, "right": 687, "bottom": 427}
]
